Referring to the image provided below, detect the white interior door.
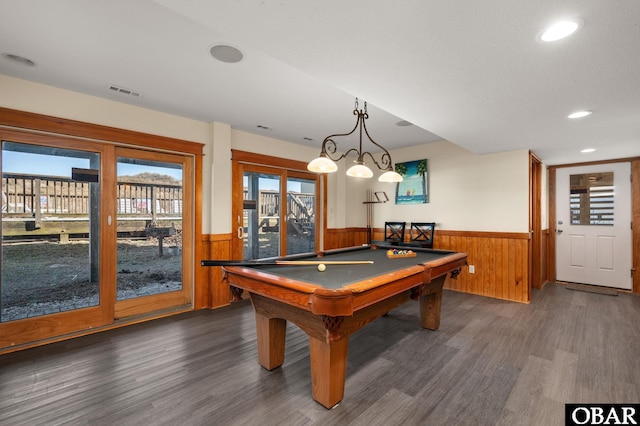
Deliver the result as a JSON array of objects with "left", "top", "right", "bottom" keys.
[{"left": 555, "top": 163, "right": 632, "bottom": 289}]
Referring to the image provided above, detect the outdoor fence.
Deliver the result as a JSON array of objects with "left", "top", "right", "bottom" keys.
[
  {"left": 2, "top": 173, "right": 314, "bottom": 239},
  {"left": 244, "top": 189, "right": 315, "bottom": 235},
  {"left": 1, "top": 173, "right": 183, "bottom": 239}
]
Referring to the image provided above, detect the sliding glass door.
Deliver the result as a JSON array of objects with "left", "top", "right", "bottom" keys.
[
  {"left": 241, "top": 169, "right": 282, "bottom": 260},
  {"left": 1, "top": 141, "right": 102, "bottom": 323},
  {"left": 232, "top": 161, "right": 319, "bottom": 261},
  {"left": 286, "top": 174, "right": 316, "bottom": 255},
  {"left": 114, "top": 148, "right": 192, "bottom": 318},
  {"left": 0, "top": 129, "right": 195, "bottom": 348}
]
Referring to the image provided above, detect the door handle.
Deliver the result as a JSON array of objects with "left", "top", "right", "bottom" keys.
[
  {"left": 237, "top": 226, "right": 244, "bottom": 239},
  {"left": 557, "top": 228, "right": 563, "bottom": 234}
]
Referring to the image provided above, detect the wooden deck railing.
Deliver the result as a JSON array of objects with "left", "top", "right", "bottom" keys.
[
  {"left": 2, "top": 173, "right": 90, "bottom": 215},
  {"left": 2, "top": 173, "right": 183, "bottom": 216},
  {"left": 2, "top": 174, "right": 314, "bottom": 239},
  {"left": 243, "top": 189, "right": 315, "bottom": 235},
  {"left": 2, "top": 173, "right": 183, "bottom": 239}
]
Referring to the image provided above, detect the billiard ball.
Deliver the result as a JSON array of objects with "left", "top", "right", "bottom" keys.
[{"left": 317, "top": 263, "right": 326, "bottom": 272}]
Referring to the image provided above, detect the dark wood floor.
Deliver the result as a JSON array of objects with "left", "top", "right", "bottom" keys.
[{"left": 1, "top": 283, "right": 639, "bottom": 426}]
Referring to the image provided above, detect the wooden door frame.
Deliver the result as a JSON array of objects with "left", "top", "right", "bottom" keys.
[
  {"left": 113, "top": 147, "right": 195, "bottom": 319},
  {"left": 0, "top": 130, "right": 113, "bottom": 347},
  {"left": 231, "top": 150, "right": 322, "bottom": 260},
  {"left": 233, "top": 163, "right": 287, "bottom": 259},
  {"left": 548, "top": 157, "right": 640, "bottom": 294},
  {"left": 0, "top": 107, "right": 204, "bottom": 352},
  {"left": 529, "top": 152, "right": 542, "bottom": 290}
]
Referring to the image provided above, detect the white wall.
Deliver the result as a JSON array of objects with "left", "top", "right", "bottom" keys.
[
  {"left": 230, "top": 128, "right": 320, "bottom": 161},
  {"left": 358, "top": 141, "right": 530, "bottom": 233},
  {"left": 208, "top": 122, "right": 231, "bottom": 234},
  {"left": 0, "top": 75, "right": 209, "bottom": 143},
  {"left": 0, "top": 75, "right": 223, "bottom": 232},
  {"left": 325, "top": 158, "right": 367, "bottom": 229},
  {"left": 228, "top": 128, "right": 326, "bottom": 235},
  {"left": 1, "top": 74, "right": 532, "bottom": 235}
]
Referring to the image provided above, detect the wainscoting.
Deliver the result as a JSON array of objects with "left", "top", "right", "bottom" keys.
[
  {"left": 364, "top": 228, "right": 532, "bottom": 304},
  {"left": 200, "top": 228, "right": 534, "bottom": 307},
  {"left": 434, "top": 231, "right": 530, "bottom": 303},
  {"left": 200, "top": 233, "right": 233, "bottom": 308},
  {"left": 324, "top": 227, "right": 370, "bottom": 250}
]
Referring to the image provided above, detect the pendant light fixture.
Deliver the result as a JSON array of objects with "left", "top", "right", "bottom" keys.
[{"left": 307, "top": 98, "right": 403, "bottom": 182}]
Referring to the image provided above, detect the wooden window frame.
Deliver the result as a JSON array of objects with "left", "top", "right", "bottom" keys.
[
  {"left": 231, "top": 150, "right": 325, "bottom": 259},
  {"left": 0, "top": 107, "right": 204, "bottom": 352}
]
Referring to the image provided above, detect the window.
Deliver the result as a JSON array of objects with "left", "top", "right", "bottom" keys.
[
  {"left": 569, "top": 172, "right": 614, "bottom": 225},
  {"left": 0, "top": 109, "right": 202, "bottom": 350},
  {"left": 231, "top": 150, "right": 322, "bottom": 260}
]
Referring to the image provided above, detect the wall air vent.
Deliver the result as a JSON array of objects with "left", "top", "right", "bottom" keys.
[{"left": 108, "top": 84, "right": 142, "bottom": 98}]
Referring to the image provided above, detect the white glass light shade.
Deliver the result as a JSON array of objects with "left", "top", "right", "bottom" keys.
[
  {"left": 378, "top": 170, "right": 403, "bottom": 182},
  {"left": 307, "top": 156, "right": 338, "bottom": 173},
  {"left": 346, "top": 163, "right": 373, "bottom": 178}
]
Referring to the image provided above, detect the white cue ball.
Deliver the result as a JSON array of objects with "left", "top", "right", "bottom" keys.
[{"left": 317, "top": 263, "right": 326, "bottom": 272}]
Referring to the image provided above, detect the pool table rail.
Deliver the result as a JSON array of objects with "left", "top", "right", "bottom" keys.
[{"left": 221, "top": 248, "right": 467, "bottom": 317}]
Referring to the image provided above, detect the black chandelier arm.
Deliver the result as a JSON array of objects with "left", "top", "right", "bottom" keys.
[
  {"left": 361, "top": 119, "right": 395, "bottom": 171},
  {"left": 360, "top": 151, "right": 392, "bottom": 171},
  {"left": 319, "top": 109, "right": 366, "bottom": 162},
  {"left": 378, "top": 151, "right": 394, "bottom": 171},
  {"left": 313, "top": 101, "right": 397, "bottom": 173},
  {"left": 322, "top": 140, "right": 361, "bottom": 162},
  {"left": 359, "top": 144, "right": 394, "bottom": 170},
  {"left": 320, "top": 138, "right": 338, "bottom": 155},
  {"left": 320, "top": 138, "right": 344, "bottom": 161},
  {"left": 320, "top": 109, "right": 362, "bottom": 147}
]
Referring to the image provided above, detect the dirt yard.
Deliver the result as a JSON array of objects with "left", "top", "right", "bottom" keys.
[{"left": 1, "top": 235, "right": 182, "bottom": 312}]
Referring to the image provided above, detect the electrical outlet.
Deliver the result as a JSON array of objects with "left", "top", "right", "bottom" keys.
[{"left": 469, "top": 265, "right": 475, "bottom": 274}]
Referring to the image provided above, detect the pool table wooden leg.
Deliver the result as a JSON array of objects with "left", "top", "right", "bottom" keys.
[
  {"left": 255, "top": 313, "right": 287, "bottom": 370},
  {"left": 419, "top": 285, "right": 442, "bottom": 330},
  {"left": 309, "top": 336, "right": 349, "bottom": 409}
]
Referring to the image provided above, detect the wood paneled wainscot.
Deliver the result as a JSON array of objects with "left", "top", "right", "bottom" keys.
[
  {"left": 208, "top": 228, "right": 532, "bottom": 305},
  {"left": 435, "top": 230, "right": 530, "bottom": 303},
  {"left": 200, "top": 233, "right": 234, "bottom": 308},
  {"left": 339, "top": 228, "right": 531, "bottom": 304},
  {"left": 324, "top": 228, "right": 370, "bottom": 251}
]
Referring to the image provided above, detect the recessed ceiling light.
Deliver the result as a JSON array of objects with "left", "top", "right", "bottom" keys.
[
  {"left": 581, "top": 148, "right": 596, "bottom": 153},
  {"left": 539, "top": 19, "right": 583, "bottom": 42},
  {"left": 396, "top": 120, "right": 413, "bottom": 127},
  {"left": 1, "top": 53, "right": 36, "bottom": 67},
  {"left": 568, "top": 110, "right": 592, "bottom": 119},
  {"left": 256, "top": 125, "right": 270, "bottom": 130},
  {"left": 209, "top": 44, "right": 244, "bottom": 63}
]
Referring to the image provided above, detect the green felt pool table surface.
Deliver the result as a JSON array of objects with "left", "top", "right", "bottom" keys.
[{"left": 249, "top": 245, "right": 458, "bottom": 289}]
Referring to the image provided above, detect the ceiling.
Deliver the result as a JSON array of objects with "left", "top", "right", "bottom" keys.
[{"left": 1, "top": 0, "right": 639, "bottom": 165}]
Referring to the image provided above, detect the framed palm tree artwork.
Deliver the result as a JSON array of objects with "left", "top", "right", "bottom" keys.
[{"left": 394, "top": 159, "right": 428, "bottom": 204}]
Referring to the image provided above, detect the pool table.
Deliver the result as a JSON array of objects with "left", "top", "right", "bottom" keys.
[{"left": 208, "top": 244, "right": 467, "bottom": 408}]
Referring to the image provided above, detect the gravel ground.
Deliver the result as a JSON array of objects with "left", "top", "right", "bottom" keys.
[
  {"left": 1, "top": 237, "right": 182, "bottom": 322},
  {"left": 1, "top": 281, "right": 182, "bottom": 321},
  {"left": 0, "top": 230, "right": 315, "bottom": 323}
]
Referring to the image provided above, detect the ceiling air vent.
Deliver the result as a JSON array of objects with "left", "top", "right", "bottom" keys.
[{"left": 108, "top": 84, "right": 142, "bottom": 98}]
